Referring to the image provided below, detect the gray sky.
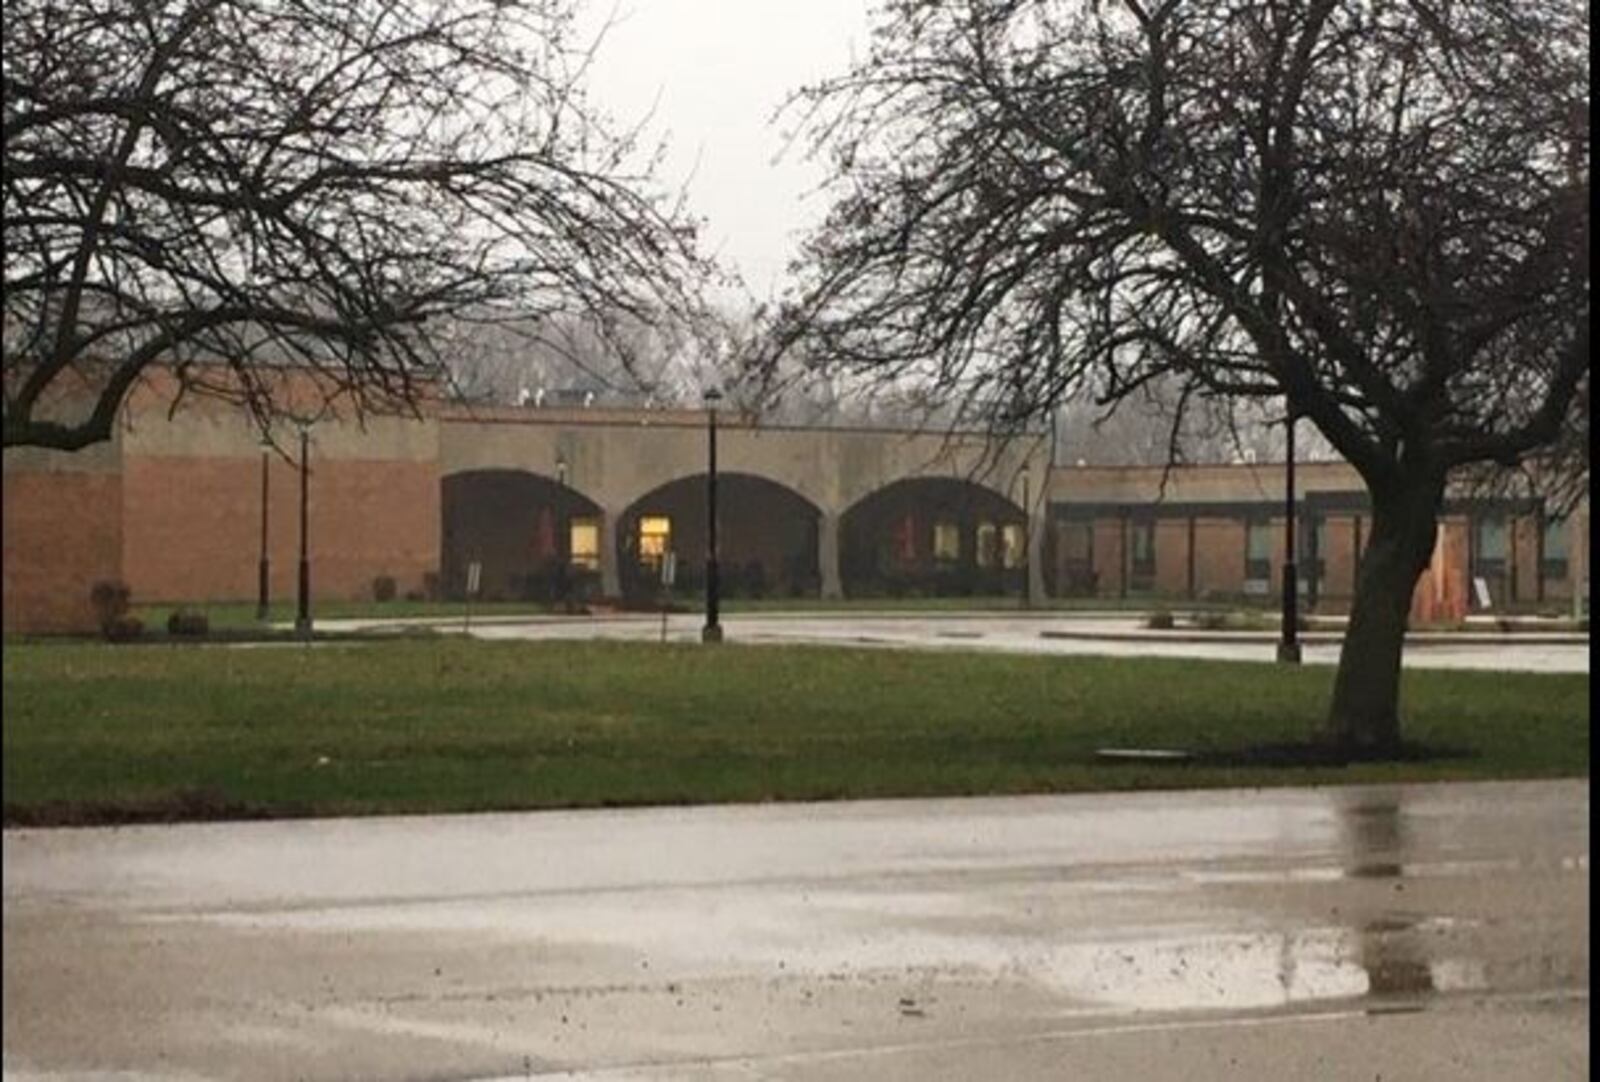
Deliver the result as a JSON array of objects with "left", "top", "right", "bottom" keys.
[{"left": 579, "top": 0, "right": 873, "bottom": 305}]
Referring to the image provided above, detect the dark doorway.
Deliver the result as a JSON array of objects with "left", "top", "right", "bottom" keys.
[
  {"left": 441, "top": 470, "right": 603, "bottom": 601},
  {"left": 841, "top": 478, "right": 1024, "bottom": 598},
  {"left": 617, "top": 474, "right": 821, "bottom": 601}
]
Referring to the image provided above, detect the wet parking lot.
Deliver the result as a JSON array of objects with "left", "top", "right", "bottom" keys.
[{"left": 3, "top": 779, "right": 1587, "bottom": 1080}]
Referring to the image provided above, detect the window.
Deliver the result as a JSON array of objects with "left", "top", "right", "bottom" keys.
[
  {"left": 1245, "top": 519, "right": 1272, "bottom": 585},
  {"left": 1542, "top": 516, "right": 1569, "bottom": 581},
  {"left": 933, "top": 521, "right": 961, "bottom": 562},
  {"left": 1473, "top": 514, "right": 1507, "bottom": 573},
  {"left": 569, "top": 517, "right": 600, "bottom": 570},
  {"left": 1129, "top": 519, "right": 1155, "bottom": 575},
  {"left": 976, "top": 522, "right": 999, "bottom": 569},
  {"left": 1000, "top": 523, "right": 1025, "bottom": 569},
  {"left": 638, "top": 515, "right": 671, "bottom": 569}
]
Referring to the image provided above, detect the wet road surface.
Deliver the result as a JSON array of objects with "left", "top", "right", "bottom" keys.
[
  {"left": 325, "top": 613, "right": 1590, "bottom": 673},
  {"left": 3, "top": 779, "right": 1587, "bottom": 1080}
]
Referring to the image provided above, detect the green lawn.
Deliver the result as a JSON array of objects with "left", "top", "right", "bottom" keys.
[{"left": 2, "top": 639, "right": 1587, "bottom": 825}]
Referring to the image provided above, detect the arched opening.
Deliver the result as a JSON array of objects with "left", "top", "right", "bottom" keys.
[
  {"left": 441, "top": 470, "right": 603, "bottom": 602},
  {"left": 842, "top": 477, "right": 1025, "bottom": 598},
  {"left": 617, "top": 473, "right": 821, "bottom": 601}
]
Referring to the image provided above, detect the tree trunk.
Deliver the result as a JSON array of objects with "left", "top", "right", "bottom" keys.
[{"left": 1323, "top": 478, "right": 1445, "bottom": 756}]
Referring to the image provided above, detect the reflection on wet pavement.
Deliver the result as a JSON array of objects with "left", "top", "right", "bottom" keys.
[{"left": 3, "top": 780, "right": 1587, "bottom": 1080}]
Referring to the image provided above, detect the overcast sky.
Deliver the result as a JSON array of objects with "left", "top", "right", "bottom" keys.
[{"left": 579, "top": 0, "right": 874, "bottom": 306}]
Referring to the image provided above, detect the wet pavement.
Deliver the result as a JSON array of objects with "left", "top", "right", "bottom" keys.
[
  {"left": 3, "top": 779, "right": 1587, "bottom": 1080},
  {"left": 436, "top": 613, "right": 1590, "bottom": 673}
]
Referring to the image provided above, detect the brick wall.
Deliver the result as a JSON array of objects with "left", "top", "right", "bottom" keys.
[
  {"left": 122, "top": 455, "right": 440, "bottom": 604},
  {"left": 2, "top": 463, "right": 123, "bottom": 633}
]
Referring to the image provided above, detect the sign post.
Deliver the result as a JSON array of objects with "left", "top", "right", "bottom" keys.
[
  {"left": 660, "top": 550, "right": 677, "bottom": 643},
  {"left": 465, "top": 560, "right": 482, "bottom": 634}
]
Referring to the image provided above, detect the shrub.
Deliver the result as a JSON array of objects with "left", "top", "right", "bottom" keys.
[
  {"left": 1145, "top": 609, "right": 1175, "bottom": 630},
  {"left": 403, "top": 589, "right": 426, "bottom": 602},
  {"left": 89, "top": 579, "right": 131, "bottom": 626},
  {"left": 166, "top": 608, "right": 209, "bottom": 637},
  {"left": 372, "top": 574, "right": 398, "bottom": 603},
  {"left": 102, "top": 616, "right": 144, "bottom": 642},
  {"left": 421, "top": 572, "right": 441, "bottom": 601}
]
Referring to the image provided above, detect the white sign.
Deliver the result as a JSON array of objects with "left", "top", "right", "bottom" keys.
[
  {"left": 1472, "top": 576, "right": 1491, "bottom": 610},
  {"left": 661, "top": 551, "right": 677, "bottom": 587},
  {"left": 466, "top": 560, "right": 482, "bottom": 597}
]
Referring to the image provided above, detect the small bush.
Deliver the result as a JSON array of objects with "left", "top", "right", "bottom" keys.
[
  {"left": 1145, "top": 609, "right": 1175, "bottom": 630},
  {"left": 372, "top": 575, "right": 398, "bottom": 603},
  {"left": 422, "top": 572, "right": 441, "bottom": 601},
  {"left": 89, "top": 579, "right": 133, "bottom": 639},
  {"left": 166, "top": 608, "right": 209, "bottom": 637},
  {"left": 403, "top": 589, "right": 426, "bottom": 602},
  {"left": 102, "top": 616, "right": 144, "bottom": 642}
]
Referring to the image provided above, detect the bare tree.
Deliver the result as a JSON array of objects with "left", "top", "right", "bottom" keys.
[
  {"left": 770, "top": 0, "right": 1589, "bottom": 753},
  {"left": 3, "top": 0, "right": 711, "bottom": 449}
]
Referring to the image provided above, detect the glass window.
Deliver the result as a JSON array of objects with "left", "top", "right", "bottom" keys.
[
  {"left": 976, "top": 522, "right": 999, "bottom": 568},
  {"left": 1001, "top": 523, "right": 1025, "bottom": 569},
  {"left": 638, "top": 515, "right": 671, "bottom": 568},
  {"left": 933, "top": 521, "right": 961, "bottom": 562},
  {"left": 569, "top": 517, "right": 600, "bottom": 570},
  {"left": 1245, "top": 519, "right": 1272, "bottom": 581},
  {"left": 1130, "top": 519, "right": 1155, "bottom": 572},
  {"left": 1475, "top": 515, "right": 1508, "bottom": 562},
  {"left": 1542, "top": 516, "right": 1569, "bottom": 579}
]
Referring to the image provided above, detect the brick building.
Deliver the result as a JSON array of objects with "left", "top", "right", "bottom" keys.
[{"left": 2, "top": 371, "right": 1587, "bottom": 631}]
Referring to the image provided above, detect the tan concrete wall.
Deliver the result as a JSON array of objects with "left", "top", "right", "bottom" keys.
[
  {"left": 1047, "top": 460, "right": 1363, "bottom": 506},
  {"left": 2, "top": 441, "right": 123, "bottom": 632},
  {"left": 437, "top": 408, "right": 1047, "bottom": 516}
]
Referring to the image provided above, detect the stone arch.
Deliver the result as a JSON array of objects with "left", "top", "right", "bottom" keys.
[
  {"left": 440, "top": 469, "right": 603, "bottom": 601},
  {"left": 841, "top": 477, "right": 1026, "bottom": 598},
  {"left": 616, "top": 472, "right": 822, "bottom": 600}
]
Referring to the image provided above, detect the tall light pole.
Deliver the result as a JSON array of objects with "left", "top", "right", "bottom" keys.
[
  {"left": 702, "top": 387, "right": 724, "bottom": 643},
  {"left": 1278, "top": 411, "right": 1302, "bottom": 663},
  {"left": 1019, "top": 461, "right": 1031, "bottom": 609},
  {"left": 295, "top": 423, "right": 312, "bottom": 639},
  {"left": 257, "top": 437, "right": 271, "bottom": 620}
]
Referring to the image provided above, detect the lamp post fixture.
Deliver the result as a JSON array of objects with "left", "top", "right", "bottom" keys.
[
  {"left": 555, "top": 455, "right": 567, "bottom": 489},
  {"left": 702, "top": 387, "right": 724, "bottom": 643},
  {"left": 1277, "top": 411, "right": 1302, "bottom": 664},
  {"left": 1019, "top": 461, "right": 1031, "bottom": 609},
  {"left": 257, "top": 437, "right": 271, "bottom": 620},
  {"left": 294, "top": 423, "right": 312, "bottom": 639}
]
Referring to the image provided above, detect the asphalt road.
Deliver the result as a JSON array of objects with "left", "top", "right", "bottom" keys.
[
  {"left": 3, "top": 779, "right": 1587, "bottom": 1080},
  {"left": 444, "top": 613, "right": 1591, "bottom": 673}
]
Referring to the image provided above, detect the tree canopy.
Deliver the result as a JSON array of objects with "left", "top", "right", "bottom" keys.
[
  {"left": 773, "top": 0, "right": 1589, "bottom": 750},
  {"left": 3, "top": 0, "right": 711, "bottom": 449}
]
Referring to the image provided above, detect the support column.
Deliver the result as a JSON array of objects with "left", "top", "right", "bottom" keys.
[
  {"left": 600, "top": 508, "right": 621, "bottom": 598},
  {"left": 1027, "top": 510, "right": 1046, "bottom": 604},
  {"left": 819, "top": 510, "right": 843, "bottom": 600}
]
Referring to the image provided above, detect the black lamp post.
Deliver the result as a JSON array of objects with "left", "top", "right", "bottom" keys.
[
  {"left": 257, "top": 438, "right": 271, "bottom": 620},
  {"left": 1019, "top": 461, "right": 1031, "bottom": 609},
  {"left": 294, "top": 423, "right": 312, "bottom": 639},
  {"left": 702, "top": 387, "right": 723, "bottom": 643},
  {"left": 1278, "top": 411, "right": 1302, "bottom": 663}
]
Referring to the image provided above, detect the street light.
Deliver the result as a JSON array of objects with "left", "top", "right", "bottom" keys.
[
  {"left": 1019, "top": 461, "right": 1031, "bottom": 610},
  {"left": 295, "top": 422, "right": 312, "bottom": 639},
  {"left": 1278, "top": 411, "right": 1302, "bottom": 663},
  {"left": 702, "top": 386, "right": 724, "bottom": 643},
  {"left": 257, "top": 436, "right": 271, "bottom": 621},
  {"left": 555, "top": 454, "right": 567, "bottom": 489}
]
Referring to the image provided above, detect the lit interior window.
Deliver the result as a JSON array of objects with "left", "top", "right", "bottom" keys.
[
  {"left": 639, "top": 515, "right": 671, "bottom": 567},
  {"left": 569, "top": 517, "right": 600, "bottom": 570},
  {"left": 1001, "top": 524, "right": 1025, "bottom": 569},
  {"left": 976, "top": 522, "right": 999, "bottom": 568},
  {"left": 933, "top": 521, "right": 961, "bottom": 562}
]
